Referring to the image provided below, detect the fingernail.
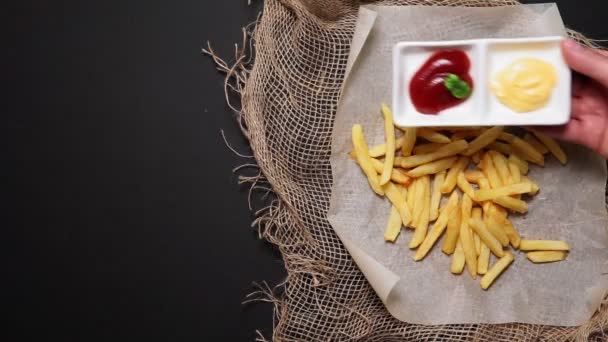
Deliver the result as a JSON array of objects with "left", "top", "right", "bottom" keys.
[{"left": 564, "top": 39, "right": 583, "bottom": 52}]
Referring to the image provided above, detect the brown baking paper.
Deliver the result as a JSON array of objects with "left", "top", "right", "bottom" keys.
[{"left": 328, "top": 4, "right": 608, "bottom": 325}]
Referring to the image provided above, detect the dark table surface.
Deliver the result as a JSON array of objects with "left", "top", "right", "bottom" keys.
[{"left": 6, "top": 1, "right": 608, "bottom": 341}]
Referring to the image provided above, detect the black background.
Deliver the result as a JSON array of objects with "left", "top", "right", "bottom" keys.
[{"left": 5, "top": 1, "right": 608, "bottom": 341}]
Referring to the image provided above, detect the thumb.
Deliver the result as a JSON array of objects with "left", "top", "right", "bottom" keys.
[{"left": 562, "top": 39, "right": 608, "bottom": 88}]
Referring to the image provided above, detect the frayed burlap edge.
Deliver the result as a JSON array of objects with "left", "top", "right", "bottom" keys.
[{"left": 203, "top": 2, "right": 608, "bottom": 341}]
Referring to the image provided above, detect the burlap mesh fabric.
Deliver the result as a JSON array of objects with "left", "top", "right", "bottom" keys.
[{"left": 215, "top": 0, "right": 608, "bottom": 340}]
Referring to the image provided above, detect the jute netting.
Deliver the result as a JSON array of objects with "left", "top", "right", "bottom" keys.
[{"left": 207, "top": 0, "right": 608, "bottom": 340}]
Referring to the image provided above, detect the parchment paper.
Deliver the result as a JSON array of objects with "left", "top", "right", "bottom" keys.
[{"left": 328, "top": 4, "right": 608, "bottom": 326}]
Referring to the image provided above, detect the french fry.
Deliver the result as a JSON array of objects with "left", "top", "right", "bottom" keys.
[
  {"left": 521, "top": 175, "right": 539, "bottom": 195},
  {"left": 527, "top": 251, "right": 568, "bottom": 263},
  {"left": 519, "top": 240, "right": 570, "bottom": 251},
  {"left": 475, "top": 183, "right": 533, "bottom": 201},
  {"left": 352, "top": 124, "right": 384, "bottom": 195},
  {"left": 469, "top": 218, "right": 505, "bottom": 257},
  {"left": 406, "top": 156, "right": 458, "bottom": 178},
  {"left": 508, "top": 153, "right": 529, "bottom": 175},
  {"left": 451, "top": 129, "right": 482, "bottom": 141},
  {"left": 508, "top": 161, "right": 521, "bottom": 184},
  {"left": 471, "top": 151, "right": 482, "bottom": 164},
  {"left": 490, "top": 151, "right": 511, "bottom": 186},
  {"left": 477, "top": 242, "right": 490, "bottom": 275},
  {"left": 457, "top": 172, "right": 476, "bottom": 199},
  {"left": 477, "top": 178, "right": 492, "bottom": 213},
  {"left": 463, "top": 126, "right": 504, "bottom": 156},
  {"left": 488, "top": 142, "right": 512, "bottom": 155},
  {"left": 524, "top": 133, "right": 549, "bottom": 154},
  {"left": 430, "top": 171, "right": 446, "bottom": 221},
  {"left": 370, "top": 158, "right": 412, "bottom": 186},
  {"left": 510, "top": 137, "right": 544, "bottom": 166},
  {"left": 441, "top": 156, "right": 470, "bottom": 193},
  {"left": 472, "top": 208, "right": 482, "bottom": 255},
  {"left": 406, "top": 178, "right": 417, "bottom": 222},
  {"left": 493, "top": 196, "right": 528, "bottom": 214},
  {"left": 480, "top": 253, "right": 514, "bottom": 290},
  {"left": 379, "top": 104, "right": 396, "bottom": 185},
  {"left": 384, "top": 206, "right": 402, "bottom": 242},
  {"left": 498, "top": 131, "right": 516, "bottom": 143},
  {"left": 349, "top": 136, "right": 405, "bottom": 159},
  {"left": 383, "top": 182, "right": 412, "bottom": 225},
  {"left": 486, "top": 210, "right": 510, "bottom": 247},
  {"left": 398, "top": 140, "right": 468, "bottom": 168},
  {"left": 464, "top": 170, "right": 485, "bottom": 184},
  {"left": 418, "top": 128, "right": 451, "bottom": 143},
  {"left": 401, "top": 127, "right": 417, "bottom": 157},
  {"left": 413, "top": 142, "right": 446, "bottom": 155},
  {"left": 459, "top": 194, "right": 477, "bottom": 278},
  {"left": 442, "top": 196, "right": 462, "bottom": 255},
  {"left": 532, "top": 130, "right": 568, "bottom": 165},
  {"left": 479, "top": 152, "right": 503, "bottom": 189},
  {"left": 499, "top": 216, "right": 521, "bottom": 248},
  {"left": 451, "top": 240, "right": 466, "bottom": 274},
  {"left": 410, "top": 176, "right": 431, "bottom": 248},
  {"left": 414, "top": 191, "right": 459, "bottom": 260}
]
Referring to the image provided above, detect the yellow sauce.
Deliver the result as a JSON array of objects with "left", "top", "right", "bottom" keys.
[{"left": 491, "top": 58, "right": 557, "bottom": 113}]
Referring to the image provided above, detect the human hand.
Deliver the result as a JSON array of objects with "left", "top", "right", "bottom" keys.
[{"left": 535, "top": 39, "right": 608, "bottom": 159}]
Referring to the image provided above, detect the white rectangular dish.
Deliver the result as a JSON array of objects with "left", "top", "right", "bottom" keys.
[{"left": 392, "top": 36, "right": 570, "bottom": 127}]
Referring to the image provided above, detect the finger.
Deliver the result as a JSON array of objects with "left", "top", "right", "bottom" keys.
[
  {"left": 562, "top": 39, "right": 608, "bottom": 88},
  {"left": 571, "top": 98, "right": 587, "bottom": 117},
  {"left": 534, "top": 119, "right": 587, "bottom": 145},
  {"left": 571, "top": 73, "right": 587, "bottom": 97}
]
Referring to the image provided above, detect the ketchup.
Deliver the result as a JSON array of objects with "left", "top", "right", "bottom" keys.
[{"left": 409, "top": 50, "right": 473, "bottom": 114}]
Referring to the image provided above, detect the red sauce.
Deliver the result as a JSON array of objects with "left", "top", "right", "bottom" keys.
[{"left": 409, "top": 50, "right": 473, "bottom": 114}]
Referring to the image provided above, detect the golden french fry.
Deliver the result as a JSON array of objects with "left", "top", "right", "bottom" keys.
[
  {"left": 478, "top": 177, "right": 492, "bottom": 213},
  {"left": 479, "top": 152, "right": 503, "bottom": 189},
  {"left": 519, "top": 240, "right": 570, "bottom": 251},
  {"left": 410, "top": 176, "right": 430, "bottom": 249},
  {"left": 477, "top": 242, "right": 490, "bottom": 275},
  {"left": 442, "top": 196, "right": 462, "bottom": 255},
  {"left": 508, "top": 161, "right": 521, "bottom": 184},
  {"left": 499, "top": 216, "right": 521, "bottom": 248},
  {"left": 451, "top": 129, "right": 482, "bottom": 141},
  {"left": 379, "top": 104, "right": 396, "bottom": 185},
  {"left": 471, "top": 208, "right": 482, "bottom": 255},
  {"left": 469, "top": 218, "right": 505, "bottom": 257},
  {"left": 471, "top": 151, "right": 482, "bottom": 164},
  {"left": 532, "top": 130, "right": 567, "bottom": 165},
  {"left": 406, "top": 178, "right": 417, "bottom": 221},
  {"left": 464, "top": 170, "right": 485, "bottom": 184},
  {"left": 406, "top": 156, "right": 458, "bottom": 178},
  {"left": 384, "top": 206, "right": 402, "bottom": 242},
  {"left": 524, "top": 133, "right": 549, "bottom": 154},
  {"left": 441, "top": 156, "right": 470, "bottom": 194},
  {"left": 486, "top": 210, "right": 510, "bottom": 247},
  {"left": 493, "top": 196, "right": 528, "bottom": 214},
  {"left": 352, "top": 125, "right": 384, "bottom": 195},
  {"left": 456, "top": 172, "right": 476, "bottom": 199},
  {"left": 480, "top": 253, "right": 514, "bottom": 290},
  {"left": 418, "top": 128, "right": 451, "bottom": 143},
  {"left": 349, "top": 136, "right": 405, "bottom": 159},
  {"left": 401, "top": 127, "right": 417, "bottom": 157},
  {"left": 414, "top": 191, "right": 459, "bottom": 260},
  {"left": 475, "top": 183, "right": 533, "bottom": 201},
  {"left": 383, "top": 182, "right": 412, "bottom": 225},
  {"left": 488, "top": 142, "right": 512, "bottom": 155},
  {"left": 510, "top": 137, "right": 544, "bottom": 166},
  {"left": 508, "top": 153, "right": 529, "bottom": 175},
  {"left": 430, "top": 171, "right": 446, "bottom": 221},
  {"left": 521, "top": 175, "right": 539, "bottom": 195},
  {"left": 498, "top": 131, "right": 516, "bottom": 143},
  {"left": 451, "top": 240, "right": 466, "bottom": 274},
  {"left": 489, "top": 151, "right": 511, "bottom": 186},
  {"left": 370, "top": 158, "right": 412, "bottom": 186},
  {"left": 413, "top": 142, "right": 446, "bottom": 155},
  {"left": 398, "top": 140, "right": 468, "bottom": 168},
  {"left": 527, "top": 251, "right": 568, "bottom": 263},
  {"left": 459, "top": 194, "right": 477, "bottom": 278},
  {"left": 463, "top": 126, "right": 504, "bottom": 156}
]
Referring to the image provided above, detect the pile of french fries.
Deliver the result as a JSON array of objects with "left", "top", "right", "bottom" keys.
[{"left": 350, "top": 104, "right": 570, "bottom": 290}]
